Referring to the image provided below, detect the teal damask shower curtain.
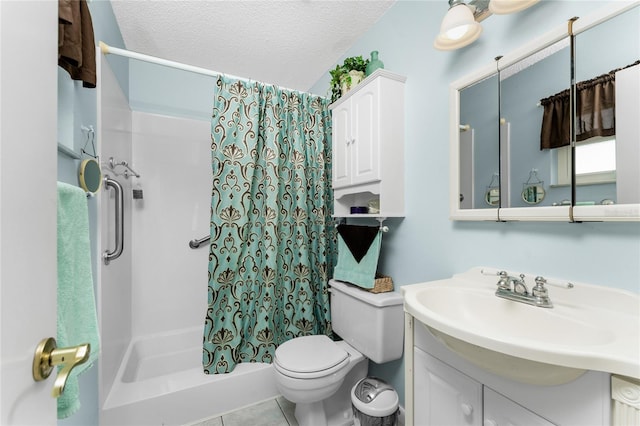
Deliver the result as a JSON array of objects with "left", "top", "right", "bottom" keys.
[{"left": 203, "top": 76, "right": 335, "bottom": 374}]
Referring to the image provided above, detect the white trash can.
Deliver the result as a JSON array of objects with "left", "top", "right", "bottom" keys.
[{"left": 351, "top": 377, "right": 399, "bottom": 426}]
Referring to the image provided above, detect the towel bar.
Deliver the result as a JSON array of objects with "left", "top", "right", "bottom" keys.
[{"left": 189, "top": 235, "right": 210, "bottom": 249}]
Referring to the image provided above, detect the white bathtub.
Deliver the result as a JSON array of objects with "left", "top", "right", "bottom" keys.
[{"left": 100, "top": 327, "right": 279, "bottom": 426}]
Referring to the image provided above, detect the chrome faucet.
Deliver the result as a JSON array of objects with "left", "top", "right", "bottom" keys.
[{"left": 495, "top": 271, "right": 553, "bottom": 308}]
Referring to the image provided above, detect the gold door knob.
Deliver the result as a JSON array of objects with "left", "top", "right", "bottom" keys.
[{"left": 32, "top": 337, "right": 90, "bottom": 398}]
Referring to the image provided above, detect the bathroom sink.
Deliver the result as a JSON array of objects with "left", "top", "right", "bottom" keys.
[{"left": 403, "top": 267, "right": 640, "bottom": 385}]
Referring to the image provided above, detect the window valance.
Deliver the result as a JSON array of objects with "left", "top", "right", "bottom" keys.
[{"left": 539, "top": 60, "right": 639, "bottom": 150}]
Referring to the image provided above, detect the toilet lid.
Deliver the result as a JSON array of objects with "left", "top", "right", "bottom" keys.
[{"left": 275, "top": 335, "right": 349, "bottom": 374}]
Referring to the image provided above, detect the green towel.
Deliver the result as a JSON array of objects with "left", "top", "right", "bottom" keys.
[
  {"left": 57, "top": 182, "right": 100, "bottom": 419},
  {"left": 333, "top": 231, "right": 382, "bottom": 289}
]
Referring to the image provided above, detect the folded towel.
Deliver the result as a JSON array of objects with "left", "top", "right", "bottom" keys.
[
  {"left": 333, "top": 226, "right": 382, "bottom": 289},
  {"left": 57, "top": 182, "right": 100, "bottom": 418},
  {"left": 337, "top": 224, "right": 379, "bottom": 263}
]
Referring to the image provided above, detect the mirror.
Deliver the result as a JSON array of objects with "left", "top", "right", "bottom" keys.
[
  {"left": 451, "top": 2, "right": 640, "bottom": 221},
  {"left": 572, "top": 4, "right": 640, "bottom": 219},
  {"left": 79, "top": 158, "right": 103, "bottom": 194},
  {"left": 452, "top": 68, "right": 500, "bottom": 220},
  {"left": 499, "top": 38, "right": 571, "bottom": 211},
  {"left": 459, "top": 72, "right": 500, "bottom": 211}
]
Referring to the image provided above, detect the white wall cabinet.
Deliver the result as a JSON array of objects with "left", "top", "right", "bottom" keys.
[
  {"left": 331, "top": 87, "right": 380, "bottom": 189},
  {"left": 330, "top": 69, "right": 405, "bottom": 217}
]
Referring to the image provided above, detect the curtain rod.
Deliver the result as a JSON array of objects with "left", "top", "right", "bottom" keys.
[{"left": 98, "top": 41, "right": 304, "bottom": 94}]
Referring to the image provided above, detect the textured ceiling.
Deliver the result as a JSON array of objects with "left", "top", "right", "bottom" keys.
[{"left": 110, "top": 0, "right": 396, "bottom": 93}]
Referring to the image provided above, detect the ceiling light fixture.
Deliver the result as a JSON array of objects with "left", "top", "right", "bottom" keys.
[
  {"left": 489, "top": 0, "right": 540, "bottom": 15},
  {"left": 434, "top": 0, "right": 540, "bottom": 51},
  {"left": 434, "top": 0, "right": 483, "bottom": 51}
]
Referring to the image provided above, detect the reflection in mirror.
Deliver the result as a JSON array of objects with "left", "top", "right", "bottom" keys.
[
  {"left": 459, "top": 73, "right": 500, "bottom": 210},
  {"left": 499, "top": 38, "right": 571, "bottom": 208},
  {"left": 486, "top": 188, "right": 500, "bottom": 206},
  {"left": 521, "top": 168, "right": 545, "bottom": 204},
  {"left": 484, "top": 172, "right": 500, "bottom": 206},
  {"left": 574, "top": 6, "right": 640, "bottom": 206},
  {"left": 522, "top": 185, "right": 545, "bottom": 204}
]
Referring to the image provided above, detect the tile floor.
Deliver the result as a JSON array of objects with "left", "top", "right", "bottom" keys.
[
  {"left": 187, "top": 396, "right": 403, "bottom": 426},
  {"left": 187, "top": 396, "right": 299, "bottom": 426}
]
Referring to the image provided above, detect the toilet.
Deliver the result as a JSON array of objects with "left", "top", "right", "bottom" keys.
[{"left": 273, "top": 279, "right": 404, "bottom": 426}]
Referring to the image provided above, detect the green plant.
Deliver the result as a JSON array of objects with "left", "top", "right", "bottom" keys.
[{"left": 329, "top": 55, "right": 370, "bottom": 103}]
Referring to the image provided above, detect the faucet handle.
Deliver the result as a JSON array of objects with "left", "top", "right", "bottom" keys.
[
  {"left": 532, "top": 276, "right": 549, "bottom": 297},
  {"left": 534, "top": 275, "right": 547, "bottom": 287},
  {"left": 497, "top": 271, "right": 510, "bottom": 290}
]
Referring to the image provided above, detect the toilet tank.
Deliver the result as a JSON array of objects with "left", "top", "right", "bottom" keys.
[{"left": 329, "top": 279, "right": 404, "bottom": 364}]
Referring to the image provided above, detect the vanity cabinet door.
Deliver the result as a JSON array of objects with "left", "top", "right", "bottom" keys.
[
  {"left": 414, "top": 348, "right": 482, "bottom": 426},
  {"left": 484, "top": 387, "right": 554, "bottom": 426}
]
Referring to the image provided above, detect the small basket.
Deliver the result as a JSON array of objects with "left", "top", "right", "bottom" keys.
[{"left": 369, "top": 274, "right": 394, "bottom": 294}]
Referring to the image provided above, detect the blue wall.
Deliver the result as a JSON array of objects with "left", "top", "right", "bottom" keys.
[{"left": 309, "top": 0, "right": 640, "bottom": 403}]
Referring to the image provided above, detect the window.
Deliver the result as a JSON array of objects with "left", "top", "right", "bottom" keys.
[{"left": 555, "top": 136, "right": 616, "bottom": 186}]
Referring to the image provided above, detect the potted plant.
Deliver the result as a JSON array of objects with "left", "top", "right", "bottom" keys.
[{"left": 329, "top": 55, "right": 370, "bottom": 102}]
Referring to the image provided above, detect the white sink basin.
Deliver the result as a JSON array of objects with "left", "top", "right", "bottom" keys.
[{"left": 403, "top": 267, "right": 640, "bottom": 385}]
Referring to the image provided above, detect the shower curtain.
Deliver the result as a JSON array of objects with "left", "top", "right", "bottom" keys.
[{"left": 203, "top": 76, "right": 336, "bottom": 374}]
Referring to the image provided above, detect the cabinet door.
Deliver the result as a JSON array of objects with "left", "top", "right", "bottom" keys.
[
  {"left": 484, "top": 388, "right": 554, "bottom": 426},
  {"left": 414, "top": 348, "right": 482, "bottom": 426},
  {"left": 350, "top": 83, "right": 381, "bottom": 186},
  {"left": 332, "top": 101, "right": 352, "bottom": 189}
]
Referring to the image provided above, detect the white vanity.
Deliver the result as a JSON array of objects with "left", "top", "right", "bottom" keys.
[{"left": 402, "top": 267, "right": 640, "bottom": 426}]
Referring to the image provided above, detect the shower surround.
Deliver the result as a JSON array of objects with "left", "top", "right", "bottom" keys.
[{"left": 98, "top": 57, "right": 278, "bottom": 425}]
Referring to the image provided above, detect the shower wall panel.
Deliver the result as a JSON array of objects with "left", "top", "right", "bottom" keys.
[
  {"left": 98, "top": 55, "right": 134, "bottom": 404},
  {"left": 130, "top": 112, "right": 212, "bottom": 337}
]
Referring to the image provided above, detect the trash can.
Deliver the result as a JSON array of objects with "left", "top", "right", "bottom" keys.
[{"left": 351, "top": 377, "right": 399, "bottom": 426}]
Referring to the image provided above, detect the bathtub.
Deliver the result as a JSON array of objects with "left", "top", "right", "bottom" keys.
[{"left": 100, "top": 326, "right": 279, "bottom": 426}]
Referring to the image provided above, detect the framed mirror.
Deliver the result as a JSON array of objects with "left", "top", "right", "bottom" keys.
[
  {"left": 571, "top": 3, "right": 640, "bottom": 221},
  {"left": 450, "top": 1, "right": 640, "bottom": 222}
]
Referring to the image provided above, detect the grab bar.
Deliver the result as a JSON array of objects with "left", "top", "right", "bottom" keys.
[
  {"left": 189, "top": 235, "right": 210, "bottom": 249},
  {"left": 103, "top": 176, "right": 124, "bottom": 264}
]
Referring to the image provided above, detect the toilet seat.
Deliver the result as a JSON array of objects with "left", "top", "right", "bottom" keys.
[{"left": 274, "top": 335, "right": 350, "bottom": 379}]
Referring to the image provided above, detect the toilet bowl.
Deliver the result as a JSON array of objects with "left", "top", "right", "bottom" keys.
[
  {"left": 274, "top": 335, "right": 367, "bottom": 426},
  {"left": 273, "top": 279, "right": 404, "bottom": 426}
]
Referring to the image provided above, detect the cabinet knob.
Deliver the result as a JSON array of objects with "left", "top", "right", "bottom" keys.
[{"left": 461, "top": 403, "right": 473, "bottom": 416}]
